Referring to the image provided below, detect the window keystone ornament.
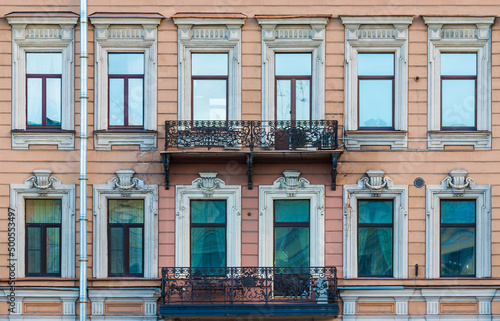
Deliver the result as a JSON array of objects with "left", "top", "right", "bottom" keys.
[
  {"left": 27, "top": 169, "right": 58, "bottom": 190},
  {"left": 110, "top": 170, "right": 141, "bottom": 191},
  {"left": 194, "top": 172, "right": 225, "bottom": 196},
  {"left": 276, "top": 170, "right": 309, "bottom": 197},
  {"left": 359, "top": 170, "right": 393, "bottom": 195},
  {"left": 443, "top": 170, "right": 475, "bottom": 193}
]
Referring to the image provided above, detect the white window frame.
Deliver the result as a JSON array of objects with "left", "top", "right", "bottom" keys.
[
  {"left": 424, "top": 16, "right": 494, "bottom": 150},
  {"left": 173, "top": 14, "right": 245, "bottom": 121},
  {"left": 90, "top": 14, "right": 162, "bottom": 150},
  {"left": 341, "top": 16, "right": 413, "bottom": 150},
  {"left": 343, "top": 170, "right": 408, "bottom": 279},
  {"left": 7, "top": 13, "right": 78, "bottom": 150},
  {"left": 426, "top": 170, "right": 491, "bottom": 278},
  {"left": 10, "top": 169, "right": 75, "bottom": 278},
  {"left": 93, "top": 170, "right": 158, "bottom": 278},
  {"left": 175, "top": 172, "right": 241, "bottom": 267},
  {"left": 259, "top": 170, "right": 325, "bottom": 267},
  {"left": 257, "top": 16, "right": 329, "bottom": 121}
]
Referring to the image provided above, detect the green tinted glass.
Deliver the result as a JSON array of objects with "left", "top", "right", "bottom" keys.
[
  {"left": 109, "top": 227, "right": 124, "bottom": 275},
  {"left": 191, "top": 227, "right": 226, "bottom": 268},
  {"left": 275, "top": 200, "right": 310, "bottom": 223},
  {"left": 358, "top": 200, "right": 393, "bottom": 224},
  {"left": 441, "top": 227, "right": 475, "bottom": 276},
  {"left": 358, "top": 227, "right": 393, "bottom": 276},
  {"left": 46, "top": 227, "right": 60, "bottom": 274},
  {"left": 129, "top": 228, "right": 143, "bottom": 274},
  {"left": 441, "top": 200, "right": 475, "bottom": 224},
  {"left": 275, "top": 227, "right": 309, "bottom": 267},
  {"left": 26, "top": 199, "right": 62, "bottom": 223},
  {"left": 191, "top": 200, "right": 226, "bottom": 224},
  {"left": 109, "top": 199, "right": 144, "bottom": 224},
  {"left": 27, "top": 227, "right": 41, "bottom": 274}
]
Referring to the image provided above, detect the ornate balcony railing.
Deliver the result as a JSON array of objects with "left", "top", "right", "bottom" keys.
[
  {"left": 160, "top": 266, "right": 338, "bottom": 305},
  {"left": 164, "top": 120, "right": 339, "bottom": 151}
]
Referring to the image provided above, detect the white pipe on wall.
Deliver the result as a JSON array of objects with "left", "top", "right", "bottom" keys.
[{"left": 79, "top": 0, "right": 88, "bottom": 319}]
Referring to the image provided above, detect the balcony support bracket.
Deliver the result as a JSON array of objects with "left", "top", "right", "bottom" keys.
[
  {"left": 331, "top": 152, "right": 341, "bottom": 191},
  {"left": 163, "top": 153, "right": 171, "bottom": 190},
  {"left": 246, "top": 152, "right": 254, "bottom": 190}
]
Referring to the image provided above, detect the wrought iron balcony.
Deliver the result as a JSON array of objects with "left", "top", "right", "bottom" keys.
[
  {"left": 164, "top": 120, "right": 339, "bottom": 151},
  {"left": 159, "top": 266, "right": 339, "bottom": 317}
]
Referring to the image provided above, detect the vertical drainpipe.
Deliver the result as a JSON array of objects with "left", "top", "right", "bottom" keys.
[{"left": 79, "top": 0, "right": 88, "bottom": 320}]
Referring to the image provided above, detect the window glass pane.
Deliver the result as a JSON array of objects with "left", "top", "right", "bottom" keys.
[
  {"left": 27, "top": 78, "right": 42, "bottom": 125},
  {"left": 192, "top": 53, "right": 228, "bottom": 76},
  {"left": 275, "top": 200, "right": 310, "bottom": 223},
  {"left": 275, "top": 53, "right": 312, "bottom": 76},
  {"left": 109, "top": 199, "right": 144, "bottom": 224},
  {"left": 296, "top": 80, "right": 310, "bottom": 120},
  {"left": 27, "top": 227, "right": 41, "bottom": 274},
  {"left": 191, "top": 227, "right": 225, "bottom": 268},
  {"left": 358, "top": 200, "right": 393, "bottom": 224},
  {"left": 46, "top": 78, "right": 61, "bottom": 126},
  {"left": 128, "top": 78, "right": 143, "bottom": 126},
  {"left": 191, "top": 200, "right": 226, "bottom": 224},
  {"left": 358, "top": 53, "right": 394, "bottom": 76},
  {"left": 441, "top": 53, "right": 477, "bottom": 76},
  {"left": 26, "top": 199, "right": 62, "bottom": 223},
  {"left": 193, "top": 79, "right": 227, "bottom": 121},
  {"left": 441, "top": 79, "right": 475, "bottom": 128},
  {"left": 109, "top": 78, "right": 125, "bottom": 126},
  {"left": 109, "top": 227, "right": 124, "bottom": 275},
  {"left": 441, "top": 227, "right": 475, "bottom": 276},
  {"left": 275, "top": 227, "right": 309, "bottom": 267},
  {"left": 358, "top": 227, "right": 393, "bottom": 276},
  {"left": 276, "top": 80, "right": 291, "bottom": 121},
  {"left": 129, "top": 227, "right": 143, "bottom": 274},
  {"left": 359, "top": 79, "right": 393, "bottom": 127},
  {"left": 108, "top": 53, "right": 144, "bottom": 75},
  {"left": 441, "top": 200, "right": 475, "bottom": 224},
  {"left": 27, "top": 53, "right": 62, "bottom": 74},
  {"left": 46, "top": 227, "right": 60, "bottom": 274}
]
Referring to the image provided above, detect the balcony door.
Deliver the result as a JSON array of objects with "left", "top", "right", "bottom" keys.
[{"left": 273, "top": 199, "right": 310, "bottom": 296}]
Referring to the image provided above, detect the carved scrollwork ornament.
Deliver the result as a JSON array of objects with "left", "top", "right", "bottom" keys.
[
  {"left": 27, "top": 169, "right": 57, "bottom": 190},
  {"left": 443, "top": 170, "right": 475, "bottom": 194},
  {"left": 111, "top": 170, "right": 141, "bottom": 191},
  {"left": 358, "top": 170, "right": 393, "bottom": 195}
]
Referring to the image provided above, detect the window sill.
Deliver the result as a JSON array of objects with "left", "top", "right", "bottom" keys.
[
  {"left": 428, "top": 131, "right": 491, "bottom": 150},
  {"left": 94, "top": 130, "right": 157, "bottom": 150},
  {"left": 12, "top": 130, "right": 74, "bottom": 150},
  {"left": 344, "top": 131, "right": 407, "bottom": 151}
]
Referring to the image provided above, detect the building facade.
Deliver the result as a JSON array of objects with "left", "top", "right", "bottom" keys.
[{"left": 0, "top": 1, "right": 499, "bottom": 320}]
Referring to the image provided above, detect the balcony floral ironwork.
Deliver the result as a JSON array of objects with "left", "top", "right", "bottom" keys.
[
  {"left": 160, "top": 266, "right": 338, "bottom": 305},
  {"left": 164, "top": 120, "right": 339, "bottom": 151}
]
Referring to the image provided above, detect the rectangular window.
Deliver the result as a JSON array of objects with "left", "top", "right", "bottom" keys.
[
  {"left": 190, "top": 200, "right": 226, "bottom": 268},
  {"left": 191, "top": 53, "right": 228, "bottom": 121},
  {"left": 357, "top": 53, "right": 394, "bottom": 129},
  {"left": 274, "top": 199, "right": 310, "bottom": 267},
  {"left": 26, "top": 53, "right": 62, "bottom": 128},
  {"left": 108, "top": 53, "right": 145, "bottom": 128},
  {"left": 440, "top": 199, "right": 475, "bottom": 277},
  {"left": 358, "top": 199, "right": 393, "bottom": 277},
  {"left": 440, "top": 53, "right": 477, "bottom": 130},
  {"left": 25, "top": 199, "right": 62, "bottom": 276},
  {"left": 108, "top": 199, "right": 144, "bottom": 276},
  {"left": 275, "top": 53, "right": 312, "bottom": 121}
]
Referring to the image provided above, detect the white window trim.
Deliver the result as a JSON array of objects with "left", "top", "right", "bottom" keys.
[
  {"left": 173, "top": 15, "right": 245, "bottom": 121},
  {"left": 175, "top": 172, "right": 242, "bottom": 267},
  {"left": 426, "top": 170, "right": 491, "bottom": 278},
  {"left": 7, "top": 13, "right": 78, "bottom": 150},
  {"left": 90, "top": 14, "right": 162, "bottom": 150},
  {"left": 257, "top": 16, "right": 329, "bottom": 121},
  {"left": 424, "top": 16, "right": 494, "bottom": 150},
  {"left": 9, "top": 169, "right": 75, "bottom": 278},
  {"left": 343, "top": 170, "right": 408, "bottom": 279},
  {"left": 341, "top": 16, "right": 413, "bottom": 150},
  {"left": 258, "top": 170, "right": 325, "bottom": 267},
  {"left": 93, "top": 170, "right": 158, "bottom": 278}
]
